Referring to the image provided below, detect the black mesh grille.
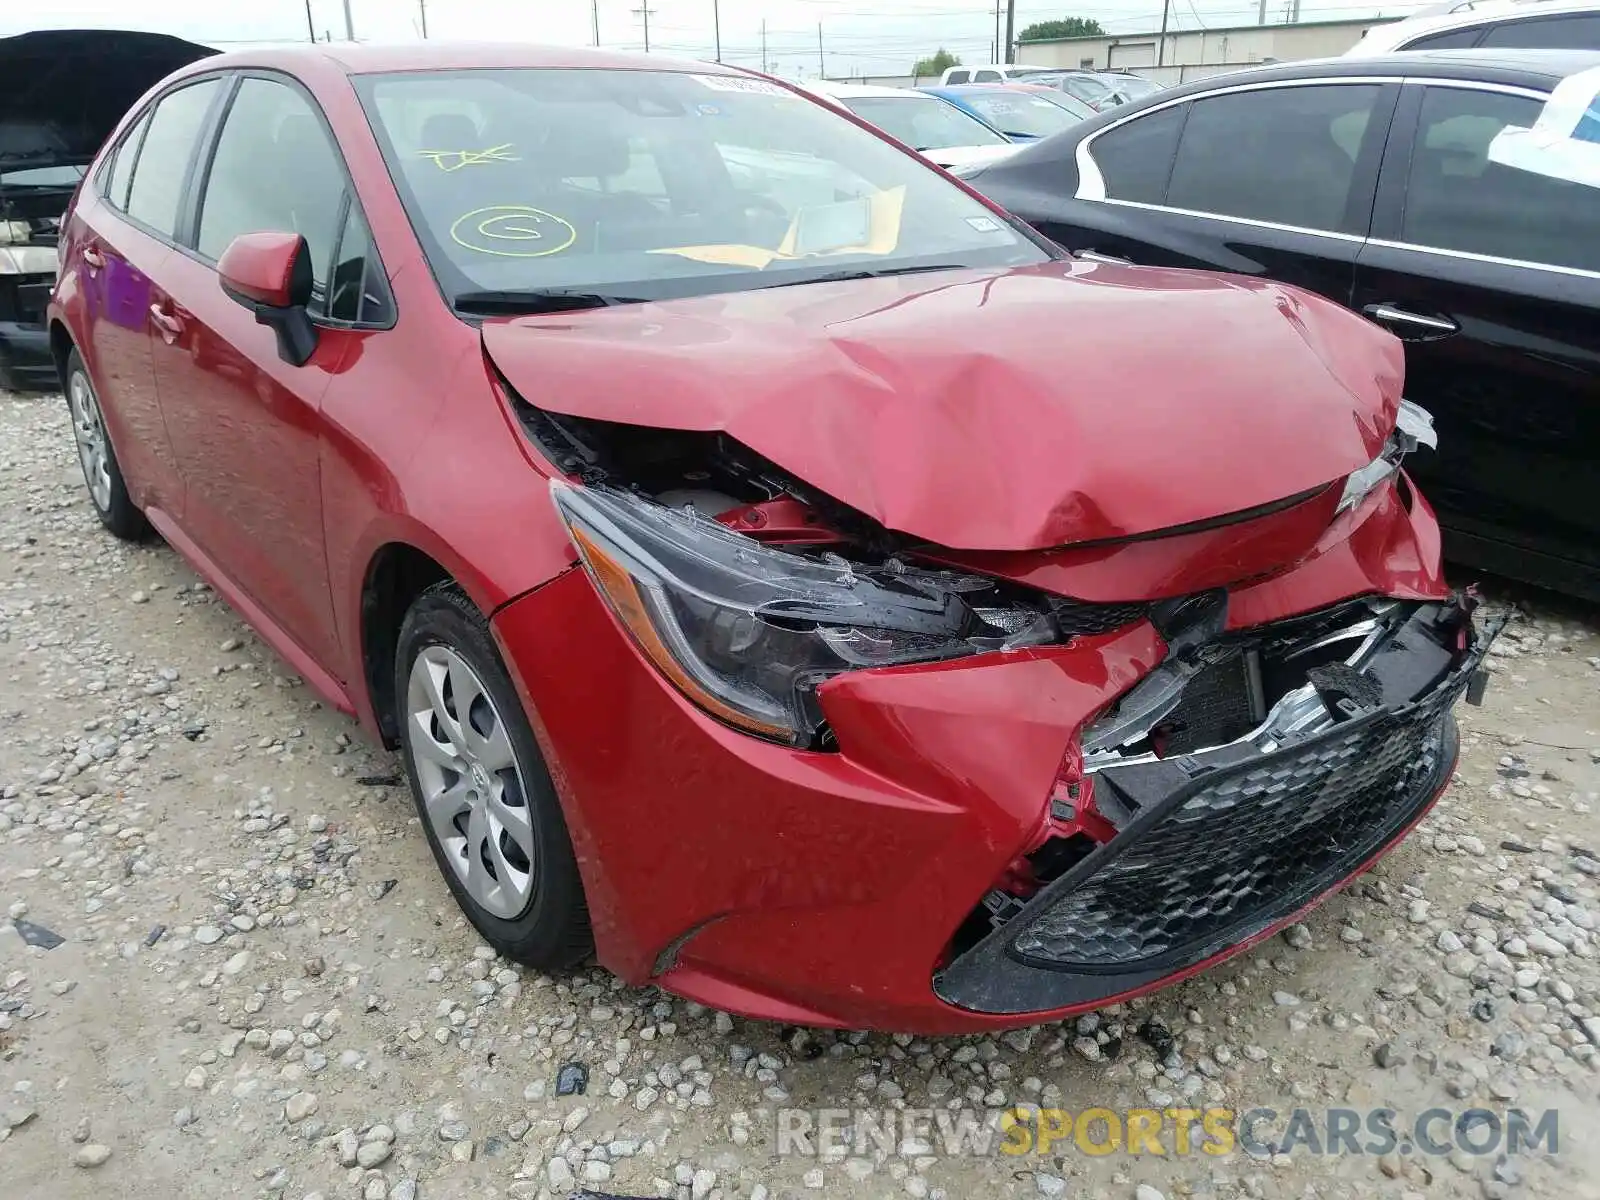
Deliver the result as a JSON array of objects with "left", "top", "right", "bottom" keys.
[
  {"left": 1051, "top": 598, "right": 1150, "bottom": 636},
  {"left": 1157, "top": 653, "right": 1256, "bottom": 754},
  {"left": 1011, "top": 670, "right": 1467, "bottom": 970}
]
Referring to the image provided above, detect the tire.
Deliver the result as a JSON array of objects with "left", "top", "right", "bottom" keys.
[
  {"left": 64, "top": 348, "right": 148, "bottom": 541},
  {"left": 395, "top": 583, "right": 592, "bottom": 968}
]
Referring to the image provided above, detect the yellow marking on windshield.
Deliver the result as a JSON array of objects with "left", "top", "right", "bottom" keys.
[
  {"left": 418, "top": 144, "right": 519, "bottom": 171},
  {"left": 450, "top": 205, "right": 577, "bottom": 257},
  {"left": 651, "top": 186, "right": 906, "bottom": 268}
]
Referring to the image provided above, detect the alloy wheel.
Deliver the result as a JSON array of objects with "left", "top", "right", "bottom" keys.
[
  {"left": 68, "top": 369, "right": 113, "bottom": 513},
  {"left": 406, "top": 644, "right": 537, "bottom": 919}
]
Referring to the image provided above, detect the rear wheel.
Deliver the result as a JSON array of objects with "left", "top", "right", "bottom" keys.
[
  {"left": 64, "top": 348, "right": 147, "bottom": 540},
  {"left": 395, "top": 584, "right": 592, "bottom": 967}
]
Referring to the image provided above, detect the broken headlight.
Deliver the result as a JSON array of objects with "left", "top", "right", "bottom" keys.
[
  {"left": 1336, "top": 399, "right": 1436, "bottom": 516},
  {"left": 551, "top": 482, "right": 1055, "bottom": 746}
]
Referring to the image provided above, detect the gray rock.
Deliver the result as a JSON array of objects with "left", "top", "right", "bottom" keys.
[
  {"left": 72, "top": 1144, "right": 113, "bottom": 1168},
  {"left": 357, "top": 1140, "right": 393, "bottom": 1168}
]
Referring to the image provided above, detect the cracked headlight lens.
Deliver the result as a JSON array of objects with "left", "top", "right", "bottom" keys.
[
  {"left": 1336, "top": 399, "right": 1436, "bottom": 516},
  {"left": 551, "top": 481, "right": 1053, "bottom": 745}
]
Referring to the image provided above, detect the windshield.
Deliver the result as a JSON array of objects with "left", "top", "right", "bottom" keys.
[
  {"left": 1059, "top": 75, "right": 1117, "bottom": 105},
  {"left": 356, "top": 68, "right": 1044, "bottom": 307},
  {"left": 959, "top": 90, "right": 1085, "bottom": 138},
  {"left": 0, "top": 163, "right": 84, "bottom": 188},
  {"left": 1027, "top": 90, "right": 1098, "bottom": 122},
  {"left": 1110, "top": 76, "right": 1162, "bottom": 99},
  {"left": 841, "top": 95, "right": 1008, "bottom": 150}
]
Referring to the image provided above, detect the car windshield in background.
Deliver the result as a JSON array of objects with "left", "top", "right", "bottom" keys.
[
  {"left": 1109, "top": 76, "right": 1163, "bottom": 99},
  {"left": 0, "top": 162, "right": 84, "bottom": 187},
  {"left": 961, "top": 91, "right": 1085, "bottom": 138},
  {"left": 356, "top": 68, "right": 1044, "bottom": 307},
  {"left": 840, "top": 95, "right": 1009, "bottom": 149},
  {"left": 1029, "top": 89, "right": 1098, "bottom": 122},
  {"left": 1060, "top": 75, "right": 1118, "bottom": 105}
]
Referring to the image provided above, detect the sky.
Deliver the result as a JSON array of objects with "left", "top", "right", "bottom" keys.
[{"left": 7, "top": 0, "right": 1433, "bottom": 77}]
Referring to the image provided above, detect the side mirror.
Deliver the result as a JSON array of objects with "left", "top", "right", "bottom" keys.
[{"left": 218, "top": 231, "right": 318, "bottom": 367}]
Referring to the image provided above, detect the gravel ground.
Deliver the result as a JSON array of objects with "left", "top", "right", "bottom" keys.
[{"left": 2, "top": 385, "right": 1598, "bottom": 1200}]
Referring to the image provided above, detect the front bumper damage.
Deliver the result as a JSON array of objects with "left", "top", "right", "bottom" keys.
[{"left": 934, "top": 595, "right": 1499, "bottom": 1014}]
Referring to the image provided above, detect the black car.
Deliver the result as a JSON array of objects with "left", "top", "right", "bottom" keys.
[
  {"left": 0, "top": 29, "right": 213, "bottom": 390},
  {"left": 962, "top": 50, "right": 1600, "bottom": 602}
]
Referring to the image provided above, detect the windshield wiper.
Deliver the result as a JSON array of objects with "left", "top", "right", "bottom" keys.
[
  {"left": 453, "top": 289, "right": 648, "bottom": 315},
  {"left": 760, "top": 263, "right": 969, "bottom": 289}
]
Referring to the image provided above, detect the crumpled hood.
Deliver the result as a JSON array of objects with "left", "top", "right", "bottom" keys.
[
  {"left": 484, "top": 260, "right": 1404, "bottom": 551},
  {"left": 0, "top": 29, "right": 215, "bottom": 174}
]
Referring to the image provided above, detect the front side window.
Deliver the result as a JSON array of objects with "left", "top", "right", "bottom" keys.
[
  {"left": 325, "top": 202, "right": 394, "bottom": 324},
  {"left": 1479, "top": 14, "right": 1600, "bottom": 48},
  {"left": 124, "top": 79, "right": 220, "bottom": 235},
  {"left": 945, "top": 70, "right": 970, "bottom": 84},
  {"left": 1091, "top": 105, "right": 1185, "bottom": 204},
  {"left": 842, "top": 96, "right": 1008, "bottom": 150},
  {"left": 973, "top": 69, "right": 1003, "bottom": 83},
  {"left": 1165, "top": 84, "right": 1381, "bottom": 232},
  {"left": 196, "top": 78, "right": 347, "bottom": 303},
  {"left": 960, "top": 91, "right": 1084, "bottom": 139},
  {"left": 1400, "top": 86, "right": 1599, "bottom": 272},
  {"left": 356, "top": 68, "right": 1045, "bottom": 307}
]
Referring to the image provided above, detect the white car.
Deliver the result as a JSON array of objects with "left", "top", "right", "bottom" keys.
[
  {"left": 937, "top": 62, "right": 1058, "bottom": 84},
  {"left": 1345, "top": 0, "right": 1600, "bottom": 52},
  {"left": 802, "top": 81, "right": 1021, "bottom": 173}
]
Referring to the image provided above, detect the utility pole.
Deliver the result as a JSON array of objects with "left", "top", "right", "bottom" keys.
[
  {"left": 1003, "top": 0, "right": 1016, "bottom": 64},
  {"left": 713, "top": 0, "right": 722, "bottom": 62},
  {"left": 816, "top": 23, "right": 825, "bottom": 79},
  {"left": 632, "top": 3, "right": 655, "bottom": 52},
  {"left": 592, "top": 0, "right": 600, "bottom": 46},
  {"left": 304, "top": 0, "right": 315, "bottom": 41},
  {"left": 1157, "top": 0, "right": 1171, "bottom": 64},
  {"left": 341, "top": 0, "right": 355, "bottom": 40},
  {"left": 418, "top": 0, "right": 428, "bottom": 37},
  {"left": 994, "top": 1, "right": 1002, "bottom": 63},
  {"left": 1257, "top": 0, "right": 1268, "bottom": 23},
  {"left": 761, "top": 19, "right": 768, "bottom": 73}
]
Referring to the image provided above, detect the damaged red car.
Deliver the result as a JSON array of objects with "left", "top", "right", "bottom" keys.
[{"left": 48, "top": 43, "right": 1497, "bottom": 1033}]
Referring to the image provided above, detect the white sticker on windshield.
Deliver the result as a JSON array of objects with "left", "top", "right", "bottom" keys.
[
  {"left": 965, "top": 215, "right": 1001, "bottom": 232},
  {"left": 1486, "top": 64, "right": 1600, "bottom": 189},
  {"left": 691, "top": 74, "right": 796, "bottom": 97}
]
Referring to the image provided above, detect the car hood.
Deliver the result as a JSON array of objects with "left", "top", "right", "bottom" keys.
[
  {"left": 921, "top": 143, "right": 1021, "bottom": 169},
  {"left": 483, "top": 260, "right": 1403, "bottom": 552},
  {"left": 0, "top": 29, "right": 215, "bottom": 176}
]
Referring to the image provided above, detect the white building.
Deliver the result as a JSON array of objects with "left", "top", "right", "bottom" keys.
[{"left": 1018, "top": 16, "right": 1404, "bottom": 85}]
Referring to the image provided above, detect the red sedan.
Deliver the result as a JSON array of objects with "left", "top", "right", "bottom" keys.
[{"left": 47, "top": 43, "right": 1495, "bottom": 1033}]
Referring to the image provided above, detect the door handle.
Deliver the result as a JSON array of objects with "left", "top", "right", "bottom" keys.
[
  {"left": 1077, "top": 249, "right": 1132, "bottom": 265},
  {"left": 1362, "top": 303, "right": 1459, "bottom": 335},
  {"left": 81, "top": 246, "right": 104, "bottom": 270},
  {"left": 149, "top": 303, "right": 183, "bottom": 341}
]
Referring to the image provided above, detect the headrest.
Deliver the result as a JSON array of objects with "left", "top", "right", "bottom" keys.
[
  {"left": 531, "top": 120, "right": 630, "bottom": 180},
  {"left": 420, "top": 112, "right": 481, "bottom": 150}
]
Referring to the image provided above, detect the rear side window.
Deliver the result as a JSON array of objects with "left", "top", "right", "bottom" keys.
[
  {"left": 1479, "top": 14, "right": 1600, "bottom": 48},
  {"left": 104, "top": 110, "right": 152, "bottom": 210},
  {"left": 1091, "top": 105, "right": 1184, "bottom": 203},
  {"left": 125, "top": 79, "right": 220, "bottom": 236},
  {"left": 1401, "top": 27, "right": 1484, "bottom": 49},
  {"left": 196, "top": 77, "right": 348, "bottom": 307},
  {"left": 974, "top": 69, "right": 1003, "bottom": 82},
  {"left": 1165, "top": 84, "right": 1382, "bottom": 232},
  {"left": 1400, "top": 86, "right": 1600, "bottom": 272}
]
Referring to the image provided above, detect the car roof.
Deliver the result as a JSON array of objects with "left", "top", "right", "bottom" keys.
[
  {"left": 808, "top": 80, "right": 936, "bottom": 100},
  {"left": 1357, "top": 0, "right": 1599, "bottom": 46},
  {"left": 1118, "top": 46, "right": 1599, "bottom": 98},
  {"left": 929, "top": 82, "right": 1061, "bottom": 95},
  {"left": 174, "top": 40, "right": 734, "bottom": 78}
]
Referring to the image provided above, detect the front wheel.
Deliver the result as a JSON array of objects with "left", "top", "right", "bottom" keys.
[
  {"left": 64, "top": 348, "right": 147, "bottom": 540},
  {"left": 395, "top": 585, "right": 592, "bottom": 968}
]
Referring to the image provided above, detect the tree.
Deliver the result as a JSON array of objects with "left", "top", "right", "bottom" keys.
[
  {"left": 1018, "top": 17, "right": 1106, "bottom": 41},
  {"left": 911, "top": 48, "right": 960, "bottom": 77}
]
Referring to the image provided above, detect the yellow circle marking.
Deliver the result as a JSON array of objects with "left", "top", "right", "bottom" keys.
[{"left": 449, "top": 205, "right": 577, "bottom": 258}]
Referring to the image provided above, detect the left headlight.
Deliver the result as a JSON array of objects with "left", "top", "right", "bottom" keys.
[
  {"left": 0, "top": 220, "right": 31, "bottom": 247},
  {"left": 551, "top": 481, "right": 1056, "bottom": 746},
  {"left": 1336, "top": 399, "right": 1436, "bottom": 516}
]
